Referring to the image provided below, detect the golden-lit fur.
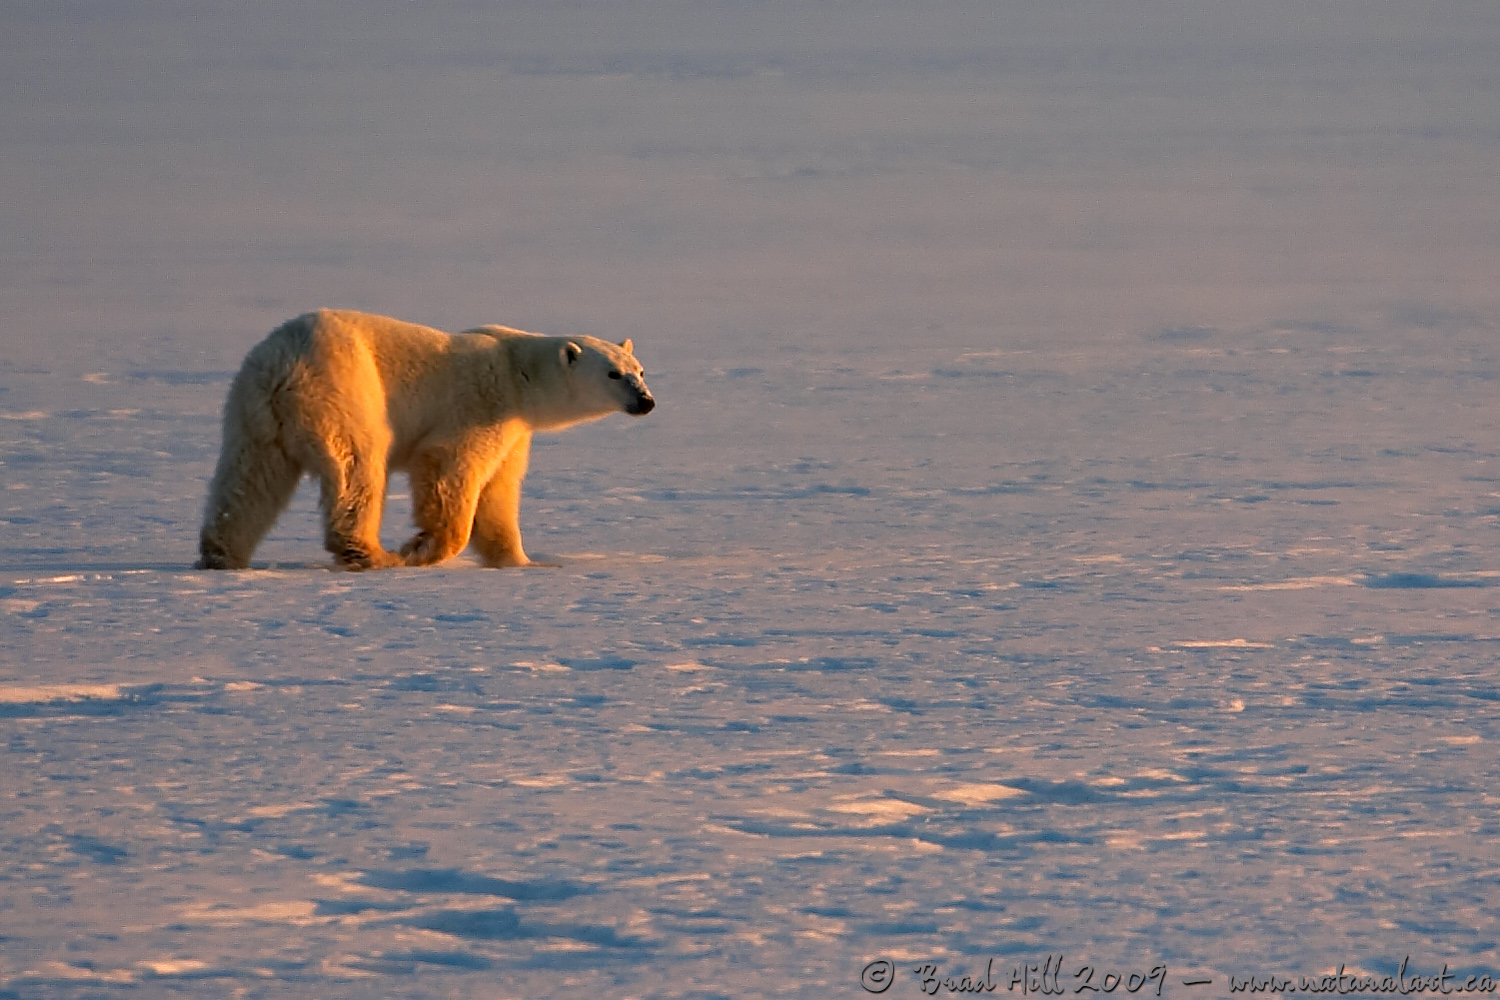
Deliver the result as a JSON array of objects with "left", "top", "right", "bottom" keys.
[{"left": 197, "top": 309, "right": 653, "bottom": 570}]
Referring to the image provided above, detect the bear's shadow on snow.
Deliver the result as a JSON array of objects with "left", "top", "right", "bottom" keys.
[
  {"left": 0, "top": 558, "right": 368, "bottom": 575},
  {"left": 0, "top": 561, "right": 202, "bottom": 575}
]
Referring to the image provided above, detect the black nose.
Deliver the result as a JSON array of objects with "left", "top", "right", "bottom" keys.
[{"left": 630, "top": 395, "right": 655, "bottom": 415}]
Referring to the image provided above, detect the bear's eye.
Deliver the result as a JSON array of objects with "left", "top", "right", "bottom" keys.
[{"left": 608, "top": 370, "right": 622, "bottom": 380}]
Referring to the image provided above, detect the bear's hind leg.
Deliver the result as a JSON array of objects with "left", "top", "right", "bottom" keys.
[
  {"left": 311, "top": 439, "right": 402, "bottom": 570},
  {"left": 198, "top": 439, "right": 302, "bottom": 570}
]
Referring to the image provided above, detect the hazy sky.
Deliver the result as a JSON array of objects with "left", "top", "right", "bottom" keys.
[{"left": 3, "top": 1, "right": 1497, "bottom": 370}]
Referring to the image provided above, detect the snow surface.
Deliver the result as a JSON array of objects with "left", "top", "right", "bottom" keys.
[{"left": 3, "top": 2, "right": 1500, "bottom": 997}]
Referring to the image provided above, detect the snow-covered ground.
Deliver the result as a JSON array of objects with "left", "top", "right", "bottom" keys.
[{"left": 3, "top": 3, "right": 1500, "bottom": 996}]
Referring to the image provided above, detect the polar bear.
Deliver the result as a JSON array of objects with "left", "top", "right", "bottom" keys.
[{"left": 196, "top": 309, "right": 654, "bottom": 570}]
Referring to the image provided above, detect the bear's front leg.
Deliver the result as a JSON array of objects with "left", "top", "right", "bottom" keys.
[
  {"left": 399, "top": 526, "right": 473, "bottom": 566},
  {"left": 402, "top": 448, "right": 486, "bottom": 567},
  {"left": 469, "top": 433, "right": 534, "bottom": 568}
]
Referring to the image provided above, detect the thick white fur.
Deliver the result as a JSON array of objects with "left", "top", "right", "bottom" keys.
[{"left": 197, "top": 309, "right": 653, "bottom": 570}]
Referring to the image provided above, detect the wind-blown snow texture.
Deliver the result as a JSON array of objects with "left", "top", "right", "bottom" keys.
[{"left": 3, "top": 2, "right": 1500, "bottom": 997}]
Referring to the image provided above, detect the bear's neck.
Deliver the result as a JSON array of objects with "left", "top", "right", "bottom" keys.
[{"left": 490, "top": 339, "right": 614, "bottom": 432}]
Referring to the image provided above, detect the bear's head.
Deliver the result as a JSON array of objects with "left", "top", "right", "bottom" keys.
[
  {"left": 483, "top": 328, "right": 655, "bottom": 430},
  {"left": 554, "top": 335, "right": 654, "bottom": 423}
]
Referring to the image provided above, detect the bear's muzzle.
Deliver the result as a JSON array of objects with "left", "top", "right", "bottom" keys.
[{"left": 623, "top": 372, "right": 654, "bottom": 415}]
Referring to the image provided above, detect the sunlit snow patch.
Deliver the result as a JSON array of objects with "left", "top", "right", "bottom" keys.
[
  {"left": 931, "top": 783, "right": 1027, "bottom": 806},
  {"left": 1172, "top": 639, "right": 1273, "bottom": 649},
  {"left": 17, "top": 962, "right": 135, "bottom": 985},
  {"left": 826, "top": 797, "right": 931, "bottom": 820},
  {"left": 510, "top": 775, "right": 572, "bottom": 789},
  {"left": 0, "top": 683, "right": 132, "bottom": 704},
  {"left": 179, "top": 900, "right": 323, "bottom": 927},
  {"left": 1219, "top": 576, "right": 1356, "bottom": 591},
  {"left": 137, "top": 959, "right": 210, "bottom": 976},
  {"left": 243, "top": 802, "right": 319, "bottom": 819}
]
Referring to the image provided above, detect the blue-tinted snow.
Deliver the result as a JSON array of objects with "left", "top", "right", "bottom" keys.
[{"left": 3, "top": 2, "right": 1500, "bottom": 996}]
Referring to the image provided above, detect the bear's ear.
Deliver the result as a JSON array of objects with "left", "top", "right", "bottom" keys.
[
  {"left": 562, "top": 341, "right": 582, "bottom": 365},
  {"left": 619, "top": 338, "right": 634, "bottom": 354}
]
